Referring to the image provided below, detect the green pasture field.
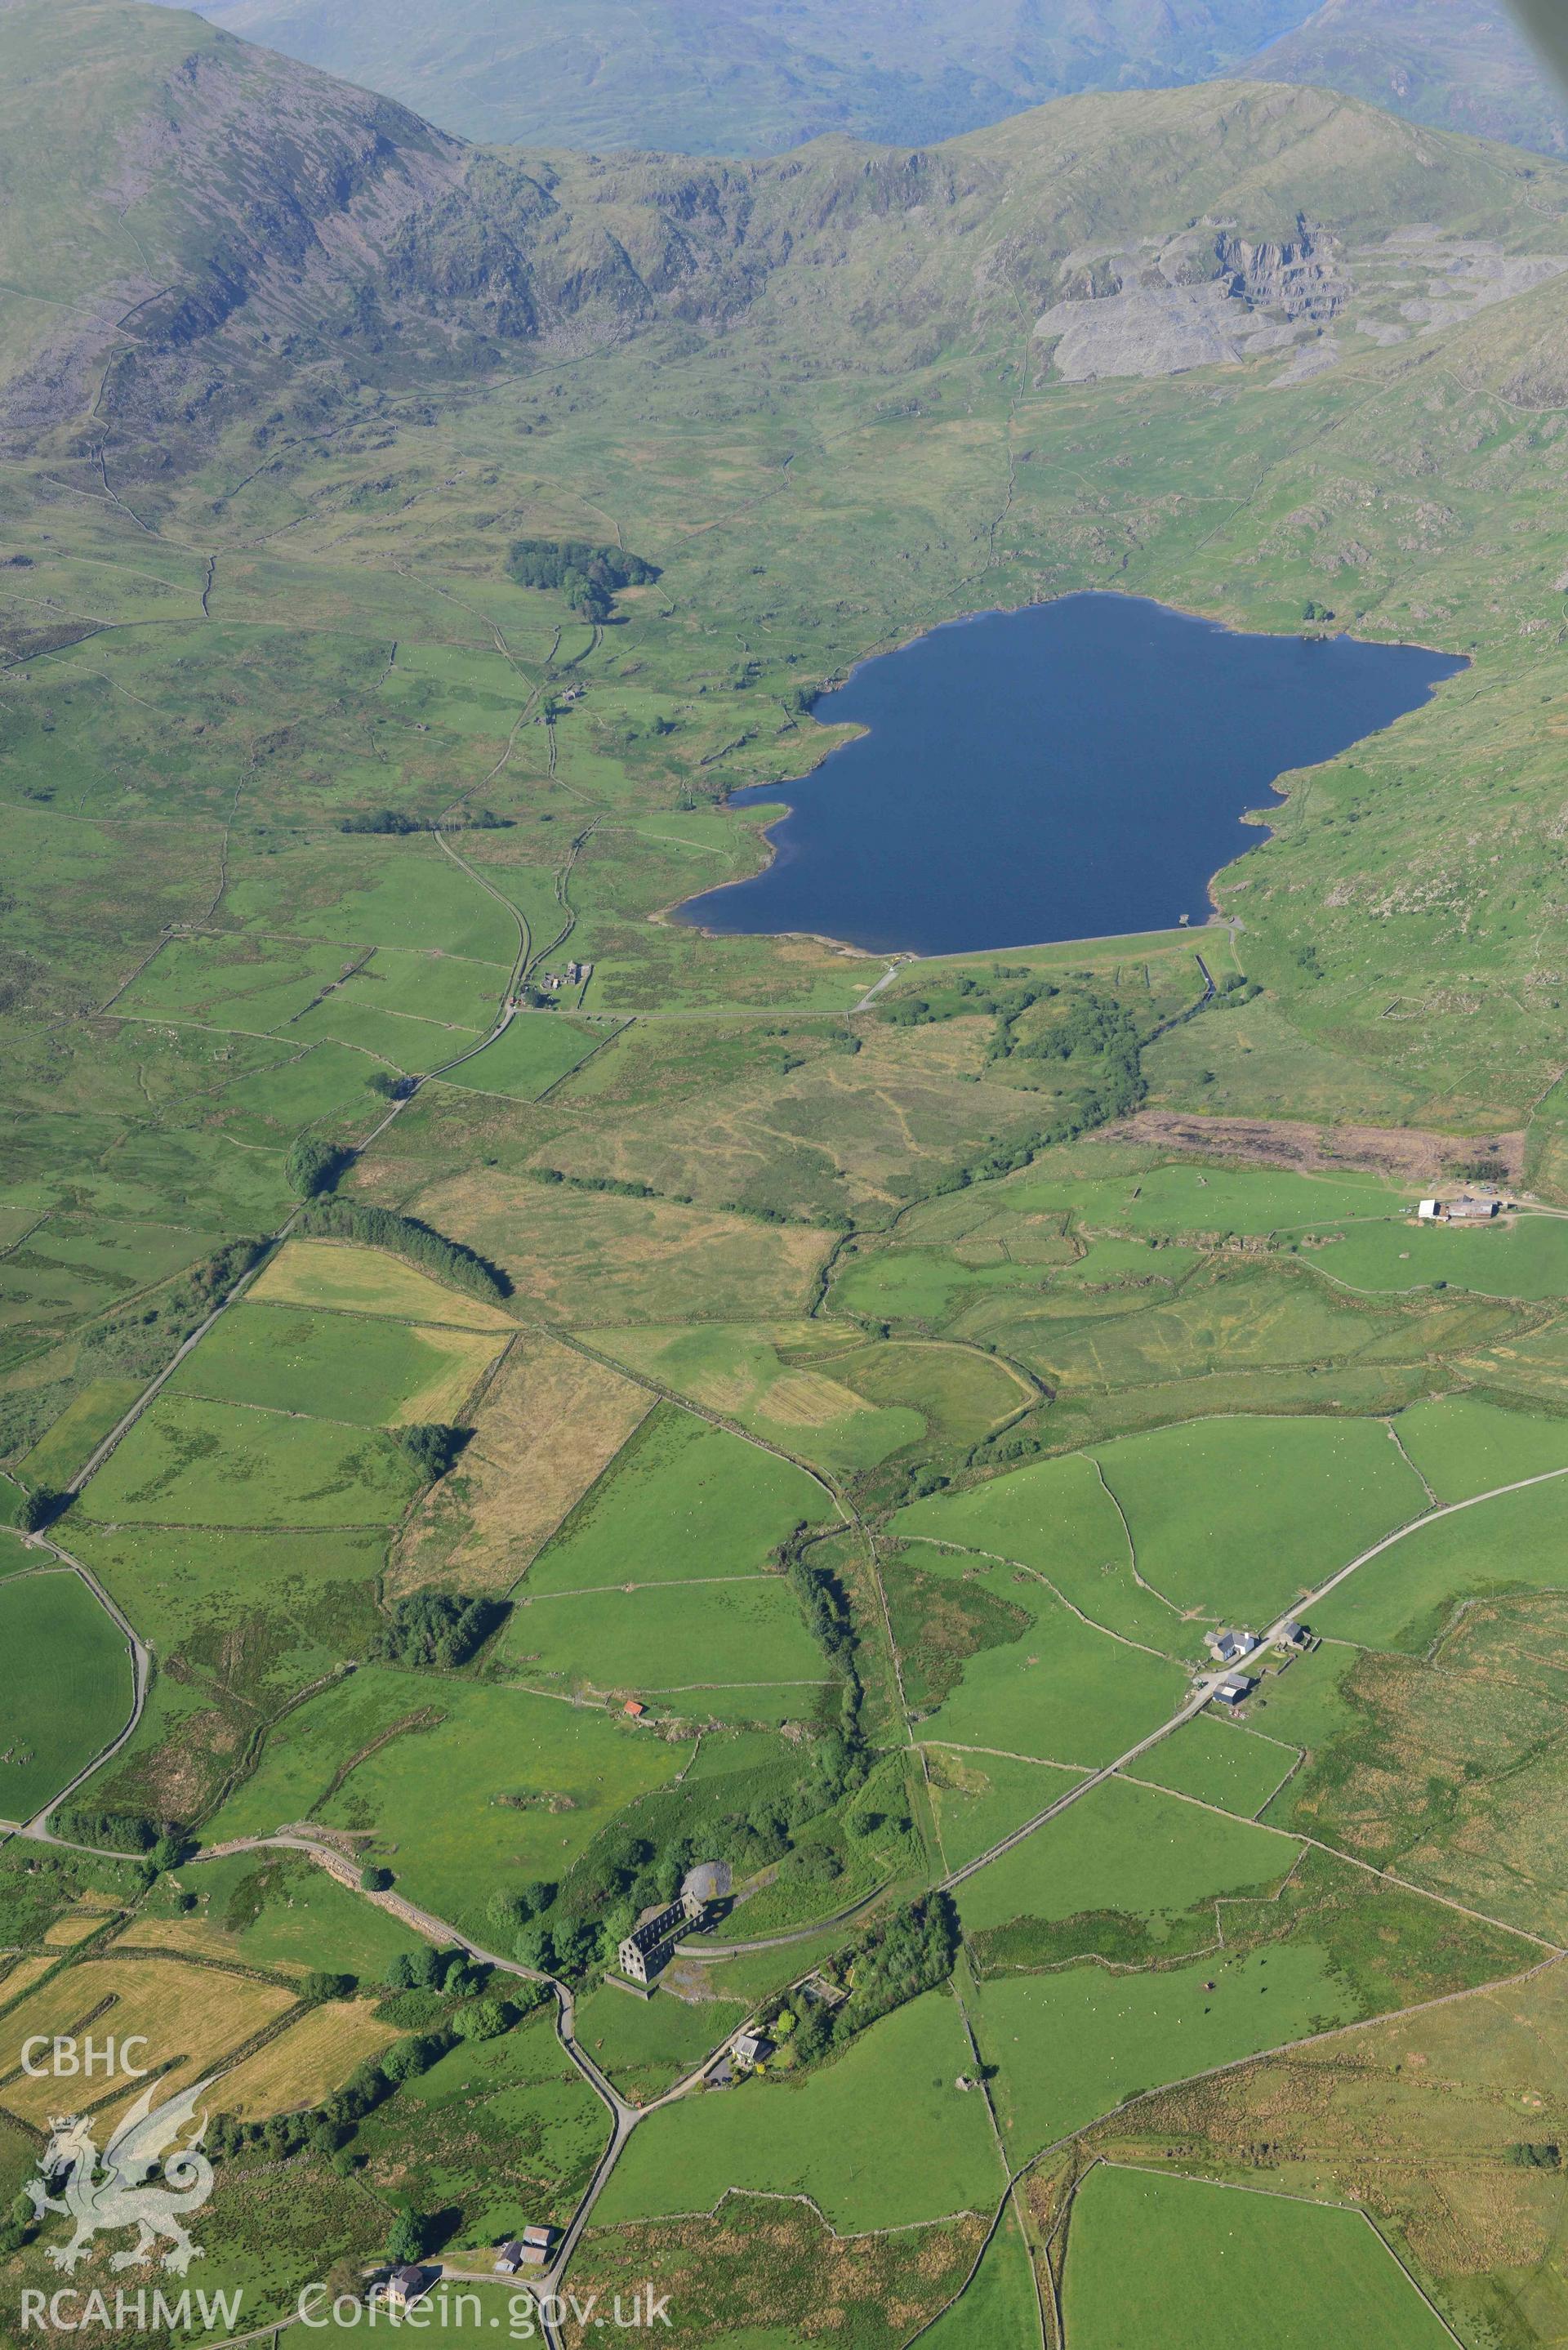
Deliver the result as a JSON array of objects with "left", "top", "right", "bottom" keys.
[
  {"left": 595, "top": 1990, "right": 1003, "bottom": 2233},
  {"left": 594, "top": 1322, "right": 923, "bottom": 1471},
  {"left": 18, "top": 1376, "right": 141, "bottom": 1487},
  {"left": 170, "top": 1852, "right": 425, "bottom": 1983},
  {"left": 1312, "top": 1475, "right": 1568, "bottom": 1653},
  {"left": 69, "top": 1122, "right": 292, "bottom": 1230},
  {"left": 902, "top": 1159, "right": 1410, "bottom": 1249},
  {"left": 574, "top": 1981, "right": 749, "bottom": 2101},
  {"left": 1392, "top": 1394, "right": 1568, "bottom": 1504},
  {"left": 20, "top": 1216, "right": 210, "bottom": 1287},
  {"left": 354, "top": 2009, "right": 608, "bottom": 2237},
  {"left": 212, "top": 1042, "right": 388, "bottom": 1139},
  {"left": 507, "top": 1577, "right": 831, "bottom": 1715},
  {"left": 70, "top": 1524, "right": 384, "bottom": 1706},
  {"left": 202, "top": 1666, "right": 456, "bottom": 1842},
  {"left": 167, "top": 1851, "right": 427, "bottom": 1979},
  {"left": 1053, "top": 1236, "right": 1203, "bottom": 1286},
  {"left": 973, "top": 1260, "right": 1472, "bottom": 1400},
  {"left": 279, "top": 844, "right": 521, "bottom": 962},
  {"left": 977, "top": 1945, "right": 1358, "bottom": 2160},
  {"left": 0, "top": 1569, "right": 132, "bottom": 1822},
  {"left": 924, "top": 1749, "right": 1087, "bottom": 1873},
  {"left": 78, "top": 1394, "right": 421, "bottom": 1527},
  {"left": 831, "top": 1246, "right": 1058, "bottom": 1328},
  {"left": 916, "top": 2201, "right": 1039, "bottom": 2350},
  {"left": 1311, "top": 1211, "right": 1568, "bottom": 1302},
  {"left": 439, "top": 1012, "right": 615, "bottom": 1100},
  {"left": 964, "top": 1767, "right": 1297, "bottom": 1936},
  {"left": 1094, "top": 1413, "right": 1427, "bottom": 1630},
  {"left": 211, "top": 1668, "right": 686, "bottom": 1938},
  {"left": 1127, "top": 1714, "right": 1300, "bottom": 1817},
  {"left": 906, "top": 1552, "right": 1187, "bottom": 1767},
  {"left": 168, "top": 1300, "right": 505, "bottom": 1426},
  {"left": 956, "top": 1777, "right": 1295, "bottom": 1936},
  {"left": 118, "top": 932, "right": 355, "bottom": 1031},
  {"left": 292, "top": 992, "right": 484, "bottom": 1072},
  {"left": 1245, "top": 1646, "right": 1365, "bottom": 1805},
  {"left": 345, "top": 946, "right": 512, "bottom": 1028},
  {"left": 521, "top": 1402, "right": 829, "bottom": 1597},
  {"left": 1063, "top": 2165, "right": 1457, "bottom": 2350},
  {"left": 893, "top": 1447, "right": 1184, "bottom": 1655},
  {"left": 0, "top": 1218, "right": 212, "bottom": 1331},
  {"left": 1098, "top": 1163, "right": 1413, "bottom": 1236},
  {"left": 840, "top": 1340, "right": 1030, "bottom": 1449}
]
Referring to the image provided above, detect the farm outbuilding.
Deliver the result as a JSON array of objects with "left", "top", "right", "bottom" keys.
[{"left": 1205, "top": 1628, "right": 1257, "bottom": 1666}]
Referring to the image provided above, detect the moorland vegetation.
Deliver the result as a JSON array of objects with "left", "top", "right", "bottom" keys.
[{"left": 6, "top": 3, "right": 1568, "bottom": 2342}]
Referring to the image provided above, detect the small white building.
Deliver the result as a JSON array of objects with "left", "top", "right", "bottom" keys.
[
  {"left": 1204, "top": 1628, "right": 1257, "bottom": 1666},
  {"left": 733, "top": 2031, "right": 772, "bottom": 2069},
  {"left": 1417, "top": 1200, "right": 1442, "bottom": 1221}
]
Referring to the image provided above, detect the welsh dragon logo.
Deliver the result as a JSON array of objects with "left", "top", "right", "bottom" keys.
[{"left": 26, "top": 2073, "right": 217, "bottom": 2275}]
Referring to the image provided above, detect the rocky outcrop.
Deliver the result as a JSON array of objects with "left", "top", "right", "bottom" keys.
[
  {"left": 1214, "top": 221, "right": 1348, "bottom": 319},
  {"left": 1035, "top": 217, "right": 1343, "bottom": 381}
]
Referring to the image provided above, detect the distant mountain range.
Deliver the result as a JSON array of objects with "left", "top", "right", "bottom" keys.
[
  {"left": 176, "top": 0, "right": 1567, "bottom": 157},
  {"left": 176, "top": 0, "right": 1321, "bottom": 153},
  {"left": 1245, "top": 0, "right": 1567, "bottom": 155},
  {"left": 10, "top": 0, "right": 1568, "bottom": 491}
]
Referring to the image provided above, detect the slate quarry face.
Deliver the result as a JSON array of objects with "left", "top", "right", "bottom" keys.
[{"left": 1033, "top": 220, "right": 1568, "bottom": 384}]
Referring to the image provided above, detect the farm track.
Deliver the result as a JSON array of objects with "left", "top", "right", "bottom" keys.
[{"left": 16, "top": 787, "right": 1568, "bottom": 2338}]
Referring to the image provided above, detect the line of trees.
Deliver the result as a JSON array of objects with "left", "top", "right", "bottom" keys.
[
  {"left": 784, "top": 1895, "right": 959, "bottom": 2067},
  {"left": 301, "top": 1200, "right": 512, "bottom": 1304}
]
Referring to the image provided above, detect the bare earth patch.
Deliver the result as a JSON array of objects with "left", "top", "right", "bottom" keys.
[{"left": 1099, "top": 1110, "right": 1525, "bottom": 1188}]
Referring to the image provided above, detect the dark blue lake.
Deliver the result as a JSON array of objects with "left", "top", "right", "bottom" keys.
[{"left": 675, "top": 594, "right": 1467, "bottom": 956}]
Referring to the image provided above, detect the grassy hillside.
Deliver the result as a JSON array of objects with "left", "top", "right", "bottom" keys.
[
  {"left": 9, "top": 14, "right": 1568, "bottom": 2343},
  {"left": 1, "top": 18, "right": 1557, "bottom": 475},
  {"left": 1244, "top": 0, "right": 1568, "bottom": 157}
]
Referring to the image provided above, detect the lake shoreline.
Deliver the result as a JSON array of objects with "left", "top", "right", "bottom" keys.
[{"left": 667, "top": 591, "right": 1468, "bottom": 961}]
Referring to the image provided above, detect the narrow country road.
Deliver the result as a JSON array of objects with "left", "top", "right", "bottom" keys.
[{"left": 190, "top": 1828, "right": 791, "bottom": 2348}]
